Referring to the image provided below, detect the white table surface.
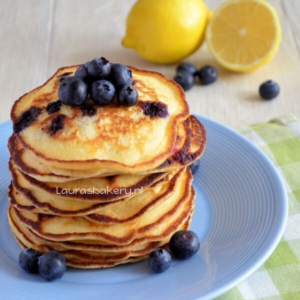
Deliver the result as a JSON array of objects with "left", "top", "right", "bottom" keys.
[{"left": 0, "top": 0, "right": 299, "bottom": 128}]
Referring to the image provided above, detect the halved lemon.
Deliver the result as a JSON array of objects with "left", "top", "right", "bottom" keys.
[{"left": 206, "top": 0, "right": 282, "bottom": 72}]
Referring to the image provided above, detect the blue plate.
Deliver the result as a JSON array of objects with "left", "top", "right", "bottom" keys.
[{"left": 0, "top": 116, "right": 287, "bottom": 300}]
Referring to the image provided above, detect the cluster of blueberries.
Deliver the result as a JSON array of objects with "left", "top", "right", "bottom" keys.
[
  {"left": 174, "top": 62, "right": 218, "bottom": 91},
  {"left": 59, "top": 57, "right": 138, "bottom": 107},
  {"left": 19, "top": 249, "right": 66, "bottom": 281},
  {"left": 174, "top": 61, "right": 280, "bottom": 100},
  {"left": 148, "top": 230, "right": 200, "bottom": 273}
]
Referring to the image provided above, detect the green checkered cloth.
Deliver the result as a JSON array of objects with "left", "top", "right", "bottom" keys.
[{"left": 217, "top": 115, "right": 300, "bottom": 300}]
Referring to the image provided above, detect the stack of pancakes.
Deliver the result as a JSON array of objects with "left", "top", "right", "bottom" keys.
[{"left": 7, "top": 65, "right": 206, "bottom": 268}]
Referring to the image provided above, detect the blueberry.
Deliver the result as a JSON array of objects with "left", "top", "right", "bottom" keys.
[
  {"left": 46, "top": 100, "right": 62, "bottom": 115},
  {"left": 75, "top": 62, "right": 89, "bottom": 79},
  {"left": 91, "top": 80, "right": 115, "bottom": 106},
  {"left": 110, "top": 64, "right": 133, "bottom": 88},
  {"left": 174, "top": 71, "right": 194, "bottom": 91},
  {"left": 38, "top": 251, "right": 67, "bottom": 281},
  {"left": 18, "top": 248, "right": 42, "bottom": 273},
  {"left": 87, "top": 57, "right": 111, "bottom": 78},
  {"left": 13, "top": 107, "right": 42, "bottom": 133},
  {"left": 48, "top": 114, "right": 67, "bottom": 135},
  {"left": 148, "top": 249, "right": 172, "bottom": 273},
  {"left": 169, "top": 230, "right": 200, "bottom": 259},
  {"left": 259, "top": 80, "right": 280, "bottom": 100},
  {"left": 189, "top": 159, "right": 200, "bottom": 175},
  {"left": 176, "top": 62, "right": 197, "bottom": 76},
  {"left": 58, "top": 77, "right": 88, "bottom": 106},
  {"left": 117, "top": 85, "right": 138, "bottom": 107},
  {"left": 196, "top": 65, "right": 218, "bottom": 85},
  {"left": 139, "top": 101, "right": 169, "bottom": 118},
  {"left": 81, "top": 105, "right": 97, "bottom": 117}
]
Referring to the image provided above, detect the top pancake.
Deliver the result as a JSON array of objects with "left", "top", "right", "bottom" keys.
[
  {"left": 11, "top": 65, "right": 189, "bottom": 173},
  {"left": 9, "top": 115, "right": 206, "bottom": 180}
]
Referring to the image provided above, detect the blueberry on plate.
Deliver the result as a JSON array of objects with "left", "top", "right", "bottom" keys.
[
  {"left": 189, "top": 159, "right": 200, "bottom": 175},
  {"left": 87, "top": 57, "right": 111, "bottom": 78},
  {"left": 196, "top": 65, "right": 218, "bottom": 85},
  {"left": 174, "top": 71, "right": 194, "bottom": 91},
  {"left": 18, "top": 248, "right": 42, "bottom": 273},
  {"left": 58, "top": 77, "right": 88, "bottom": 106},
  {"left": 148, "top": 249, "right": 172, "bottom": 273},
  {"left": 91, "top": 80, "right": 116, "bottom": 106},
  {"left": 38, "top": 251, "right": 67, "bottom": 281},
  {"left": 259, "top": 80, "right": 280, "bottom": 100},
  {"left": 117, "top": 85, "right": 138, "bottom": 107},
  {"left": 176, "top": 62, "right": 197, "bottom": 76},
  {"left": 169, "top": 230, "right": 200, "bottom": 260},
  {"left": 110, "top": 63, "right": 133, "bottom": 88}
]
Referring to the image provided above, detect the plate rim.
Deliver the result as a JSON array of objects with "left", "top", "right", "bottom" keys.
[{"left": 195, "top": 115, "right": 288, "bottom": 299}]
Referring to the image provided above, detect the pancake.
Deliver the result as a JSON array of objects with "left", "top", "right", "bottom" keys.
[
  {"left": 11, "top": 65, "right": 190, "bottom": 174},
  {"left": 9, "top": 159, "right": 170, "bottom": 203},
  {"left": 14, "top": 232, "right": 148, "bottom": 268},
  {"left": 46, "top": 114, "right": 206, "bottom": 176},
  {"left": 152, "top": 114, "right": 206, "bottom": 173},
  {"left": 9, "top": 208, "right": 192, "bottom": 268},
  {"left": 85, "top": 169, "right": 185, "bottom": 224},
  {"left": 10, "top": 114, "right": 206, "bottom": 180},
  {"left": 10, "top": 177, "right": 194, "bottom": 245},
  {"left": 8, "top": 119, "right": 187, "bottom": 181},
  {"left": 9, "top": 227, "right": 149, "bottom": 268},
  {"left": 9, "top": 168, "right": 183, "bottom": 219},
  {"left": 9, "top": 206, "right": 192, "bottom": 254},
  {"left": 8, "top": 134, "right": 72, "bottom": 182}
]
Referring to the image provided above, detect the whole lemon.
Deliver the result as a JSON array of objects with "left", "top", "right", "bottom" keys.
[{"left": 122, "top": 0, "right": 211, "bottom": 64}]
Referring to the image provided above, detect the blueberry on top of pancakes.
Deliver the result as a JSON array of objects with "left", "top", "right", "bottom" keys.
[{"left": 58, "top": 77, "right": 88, "bottom": 106}]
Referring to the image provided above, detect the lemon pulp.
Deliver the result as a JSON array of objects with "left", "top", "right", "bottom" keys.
[{"left": 206, "top": 0, "right": 282, "bottom": 72}]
